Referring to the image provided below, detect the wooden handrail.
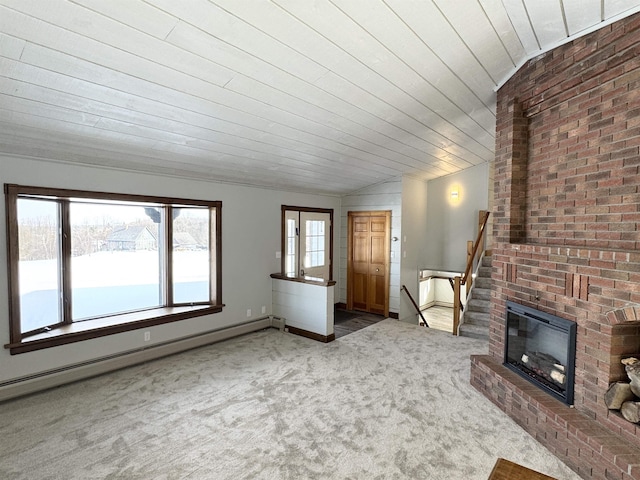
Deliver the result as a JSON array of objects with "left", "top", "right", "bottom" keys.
[
  {"left": 461, "top": 210, "right": 490, "bottom": 285},
  {"left": 401, "top": 285, "right": 429, "bottom": 327}
]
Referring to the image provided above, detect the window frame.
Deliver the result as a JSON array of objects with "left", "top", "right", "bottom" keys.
[
  {"left": 280, "top": 205, "right": 333, "bottom": 282},
  {"left": 4, "top": 184, "right": 223, "bottom": 355}
]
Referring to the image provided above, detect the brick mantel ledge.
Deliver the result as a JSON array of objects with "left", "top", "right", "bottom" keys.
[
  {"left": 606, "top": 307, "right": 640, "bottom": 325},
  {"left": 502, "top": 243, "right": 638, "bottom": 263}
]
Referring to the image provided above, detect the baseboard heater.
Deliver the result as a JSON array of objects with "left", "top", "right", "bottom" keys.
[{"left": 0, "top": 316, "right": 286, "bottom": 403}]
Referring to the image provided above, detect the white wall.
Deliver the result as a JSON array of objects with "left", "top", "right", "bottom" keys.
[
  {"left": 424, "top": 163, "right": 489, "bottom": 272},
  {"left": 340, "top": 177, "right": 402, "bottom": 314},
  {"left": 272, "top": 279, "right": 334, "bottom": 336},
  {"left": 399, "top": 176, "right": 428, "bottom": 323},
  {"left": 0, "top": 156, "right": 341, "bottom": 384}
]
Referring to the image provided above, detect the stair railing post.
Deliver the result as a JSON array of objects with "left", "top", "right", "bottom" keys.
[
  {"left": 466, "top": 240, "right": 473, "bottom": 297},
  {"left": 478, "top": 210, "right": 486, "bottom": 258},
  {"left": 453, "top": 275, "right": 461, "bottom": 336}
]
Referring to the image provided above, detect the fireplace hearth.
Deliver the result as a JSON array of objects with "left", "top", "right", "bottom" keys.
[{"left": 504, "top": 301, "right": 576, "bottom": 405}]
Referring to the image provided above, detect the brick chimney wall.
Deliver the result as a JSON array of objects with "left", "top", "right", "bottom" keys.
[{"left": 471, "top": 13, "right": 640, "bottom": 479}]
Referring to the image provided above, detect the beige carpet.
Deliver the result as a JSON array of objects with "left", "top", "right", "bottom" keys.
[{"left": 0, "top": 320, "right": 580, "bottom": 479}]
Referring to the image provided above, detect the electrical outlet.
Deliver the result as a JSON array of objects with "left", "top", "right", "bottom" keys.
[
  {"left": 247, "top": 309, "right": 252, "bottom": 317},
  {"left": 144, "top": 331, "right": 150, "bottom": 342},
  {"left": 276, "top": 251, "right": 281, "bottom": 259},
  {"left": 261, "top": 305, "right": 266, "bottom": 314}
]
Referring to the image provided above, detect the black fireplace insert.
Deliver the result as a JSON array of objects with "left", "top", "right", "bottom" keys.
[{"left": 504, "top": 301, "right": 576, "bottom": 405}]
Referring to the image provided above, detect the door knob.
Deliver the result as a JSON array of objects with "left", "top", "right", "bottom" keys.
[{"left": 376, "top": 268, "right": 380, "bottom": 272}]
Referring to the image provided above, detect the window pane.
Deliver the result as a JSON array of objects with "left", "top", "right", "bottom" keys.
[
  {"left": 17, "top": 199, "right": 61, "bottom": 333},
  {"left": 173, "top": 208, "right": 210, "bottom": 304},
  {"left": 285, "top": 218, "right": 297, "bottom": 277},
  {"left": 304, "top": 220, "right": 325, "bottom": 268},
  {"left": 70, "top": 203, "right": 161, "bottom": 319}
]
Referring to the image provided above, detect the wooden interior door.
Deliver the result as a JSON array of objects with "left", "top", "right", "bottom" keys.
[{"left": 347, "top": 211, "right": 390, "bottom": 316}]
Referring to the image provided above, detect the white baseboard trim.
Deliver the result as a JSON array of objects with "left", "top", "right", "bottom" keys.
[
  {"left": 419, "top": 301, "right": 454, "bottom": 311},
  {"left": 0, "top": 317, "right": 276, "bottom": 403},
  {"left": 435, "top": 301, "right": 454, "bottom": 308}
]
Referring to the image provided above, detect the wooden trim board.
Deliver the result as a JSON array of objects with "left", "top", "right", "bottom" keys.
[
  {"left": 286, "top": 325, "right": 335, "bottom": 343},
  {"left": 488, "top": 458, "right": 556, "bottom": 480}
]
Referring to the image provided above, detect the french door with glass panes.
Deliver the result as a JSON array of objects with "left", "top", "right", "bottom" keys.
[{"left": 284, "top": 209, "right": 331, "bottom": 280}]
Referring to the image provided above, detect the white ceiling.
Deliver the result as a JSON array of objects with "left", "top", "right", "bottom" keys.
[{"left": 1, "top": 1, "right": 639, "bottom": 195}]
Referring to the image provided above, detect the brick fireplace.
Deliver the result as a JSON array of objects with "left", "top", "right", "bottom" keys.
[{"left": 470, "top": 13, "right": 640, "bottom": 480}]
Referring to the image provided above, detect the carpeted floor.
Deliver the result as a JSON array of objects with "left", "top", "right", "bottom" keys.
[{"left": 0, "top": 320, "right": 580, "bottom": 479}]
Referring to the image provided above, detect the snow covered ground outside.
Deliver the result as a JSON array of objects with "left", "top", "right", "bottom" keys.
[
  {"left": 19, "top": 251, "right": 209, "bottom": 331},
  {"left": 19, "top": 250, "right": 207, "bottom": 293}
]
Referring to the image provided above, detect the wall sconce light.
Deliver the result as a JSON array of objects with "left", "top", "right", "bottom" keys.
[{"left": 450, "top": 187, "right": 459, "bottom": 200}]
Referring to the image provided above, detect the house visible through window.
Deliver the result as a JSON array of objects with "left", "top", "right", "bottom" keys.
[
  {"left": 282, "top": 206, "right": 332, "bottom": 281},
  {"left": 5, "top": 184, "right": 222, "bottom": 354},
  {"left": 69, "top": 202, "right": 163, "bottom": 321}
]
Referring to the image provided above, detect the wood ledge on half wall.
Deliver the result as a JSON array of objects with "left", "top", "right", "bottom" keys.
[{"left": 270, "top": 273, "right": 336, "bottom": 287}]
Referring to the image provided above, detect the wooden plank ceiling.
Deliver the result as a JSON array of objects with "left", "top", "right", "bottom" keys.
[{"left": 1, "top": 0, "right": 639, "bottom": 195}]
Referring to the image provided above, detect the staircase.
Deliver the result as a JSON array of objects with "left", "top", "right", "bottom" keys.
[{"left": 459, "top": 255, "right": 492, "bottom": 340}]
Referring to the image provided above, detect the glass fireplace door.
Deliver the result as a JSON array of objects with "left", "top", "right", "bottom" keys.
[{"left": 504, "top": 301, "right": 576, "bottom": 405}]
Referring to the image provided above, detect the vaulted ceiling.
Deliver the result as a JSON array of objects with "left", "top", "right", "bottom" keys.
[{"left": 1, "top": 1, "right": 639, "bottom": 195}]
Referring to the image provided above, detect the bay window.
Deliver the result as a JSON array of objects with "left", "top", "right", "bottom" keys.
[{"left": 5, "top": 184, "right": 222, "bottom": 354}]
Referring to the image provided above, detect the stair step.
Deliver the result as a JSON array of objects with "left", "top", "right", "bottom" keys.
[
  {"left": 470, "top": 288, "right": 491, "bottom": 300},
  {"left": 467, "top": 299, "right": 490, "bottom": 312},
  {"left": 474, "top": 277, "right": 492, "bottom": 289},
  {"left": 481, "top": 256, "right": 493, "bottom": 267},
  {"left": 477, "top": 266, "right": 492, "bottom": 277},
  {"left": 463, "top": 311, "right": 490, "bottom": 327},
  {"left": 459, "top": 323, "right": 489, "bottom": 341}
]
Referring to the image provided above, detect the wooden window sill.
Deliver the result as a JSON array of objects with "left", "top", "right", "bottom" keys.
[{"left": 4, "top": 305, "right": 223, "bottom": 355}]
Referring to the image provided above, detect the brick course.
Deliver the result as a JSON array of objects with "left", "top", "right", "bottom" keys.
[{"left": 472, "top": 13, "right": 640, "bottom": 480}]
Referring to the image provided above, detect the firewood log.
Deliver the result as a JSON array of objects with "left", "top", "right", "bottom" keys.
[
  {"left": 621, "top": 401, "right": 640, "bottom": 423},
  {"left": 522, "top": 351, "right": 566, "bottom": 386},
  {"left": 550, "top": 370, "right": 566, "bottom": 385},
  {"left": 622, "top": 357, "right": 640, "bottom": 397},
  {"left": 605, "top": 382, "right": 635, "bottom": 410}
]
